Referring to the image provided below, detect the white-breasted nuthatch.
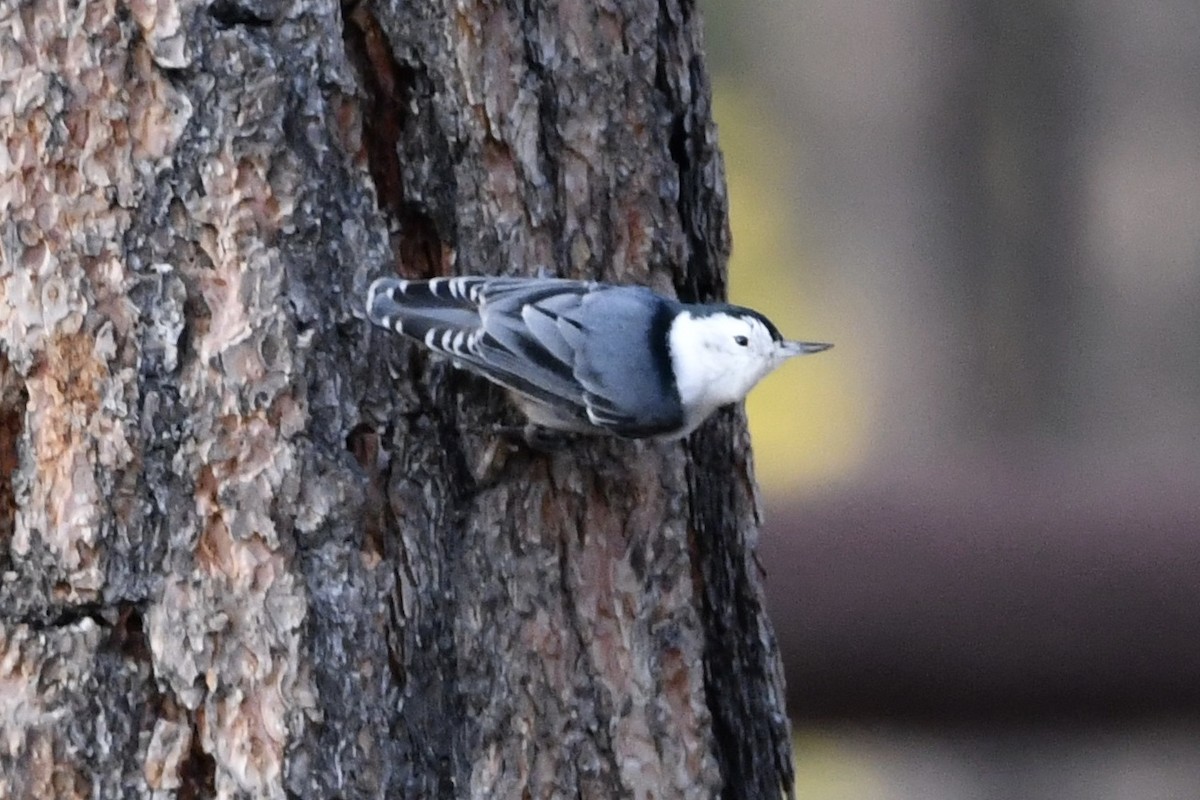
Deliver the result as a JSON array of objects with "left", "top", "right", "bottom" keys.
[{"left": 367, "top": 275, "right": 830, "bottom": 439}]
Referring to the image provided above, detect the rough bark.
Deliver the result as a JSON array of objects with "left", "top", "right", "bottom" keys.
[{"left": 0, "top": 0, "right": 792, "bottom": 797}]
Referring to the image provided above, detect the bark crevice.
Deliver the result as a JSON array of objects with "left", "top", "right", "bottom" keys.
[
  {"left": 344, "top": 4, "right": 454, "bottom": 279},
  {"left": 0, "top": 353, "right": 25, "bottom": 577}
]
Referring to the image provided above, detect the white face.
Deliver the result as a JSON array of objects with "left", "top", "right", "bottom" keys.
[{"left": 669, "top": 311, "right": 798, "bottom": 423}]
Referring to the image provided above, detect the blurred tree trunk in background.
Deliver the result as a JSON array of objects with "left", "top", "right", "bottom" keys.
[
  {"left": 737, "top": 0, "right": 1093, "bottom": 461},
  {"left": 0, "top": 0, "right": 792, "bottom": 798},
  {"left": 940, "top": 0, "right": 1085, "bottom": 439}
]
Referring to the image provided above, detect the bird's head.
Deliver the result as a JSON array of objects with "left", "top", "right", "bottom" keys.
[{"left": 669, "top": 305, "right": 830, "bottom": 417}]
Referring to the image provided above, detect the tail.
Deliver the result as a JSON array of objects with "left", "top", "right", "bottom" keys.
[{"left": 366, "top": 277, "right": 486, "bottom": 344}]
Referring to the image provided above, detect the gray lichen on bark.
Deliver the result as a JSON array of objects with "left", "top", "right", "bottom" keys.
[{"left": 0, "top": 0, "right": 793, "bottom": 797}]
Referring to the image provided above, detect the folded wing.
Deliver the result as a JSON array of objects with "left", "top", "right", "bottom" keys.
[{"left": 368, "top": 276, "right": 684, "bottom": 436}]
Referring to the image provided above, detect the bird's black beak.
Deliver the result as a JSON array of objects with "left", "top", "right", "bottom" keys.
[{"left": 782, "top": 340, "right": 833, "bottom": 357}]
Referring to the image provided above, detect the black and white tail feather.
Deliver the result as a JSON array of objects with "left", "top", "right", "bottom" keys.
[{"left": 367, "top": 275, "right": 830, "bottom": 440}]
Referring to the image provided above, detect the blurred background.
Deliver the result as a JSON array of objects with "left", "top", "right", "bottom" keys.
[{"left": 698, "top": 0, "right": 1200, "bottom": 797}]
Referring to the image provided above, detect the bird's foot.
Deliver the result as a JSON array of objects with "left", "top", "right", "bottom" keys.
[{"left": 491, "top": 423, "right": 579, "bottom": 452}]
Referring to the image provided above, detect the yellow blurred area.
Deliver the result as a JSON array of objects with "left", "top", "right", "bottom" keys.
[
  {"left": 793, "top": 732, "right": 889, "bottom": 800},
  {"left": 713, "top": 80, "right": 866, "bottom": 492}
]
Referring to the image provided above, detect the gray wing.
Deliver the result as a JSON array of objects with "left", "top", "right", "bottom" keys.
[
  {"left": 367, "top": 277, "right": 684, "bottom": 436},
  {"left": 556, "top": 288, "right": 684, "bottom": 435}
]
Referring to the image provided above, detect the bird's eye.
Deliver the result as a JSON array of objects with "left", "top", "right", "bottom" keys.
[{"left": 734, "top": 335, "right": 749, "bottom": 346}]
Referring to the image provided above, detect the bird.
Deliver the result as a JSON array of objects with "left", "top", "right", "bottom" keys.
[{"left": 366, "top": 275, "right": 830, "bottom": 440}]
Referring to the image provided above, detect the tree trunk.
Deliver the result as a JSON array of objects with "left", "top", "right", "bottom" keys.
[{"left": 0, "top": 0, "right": 793, "bottom": 797}]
